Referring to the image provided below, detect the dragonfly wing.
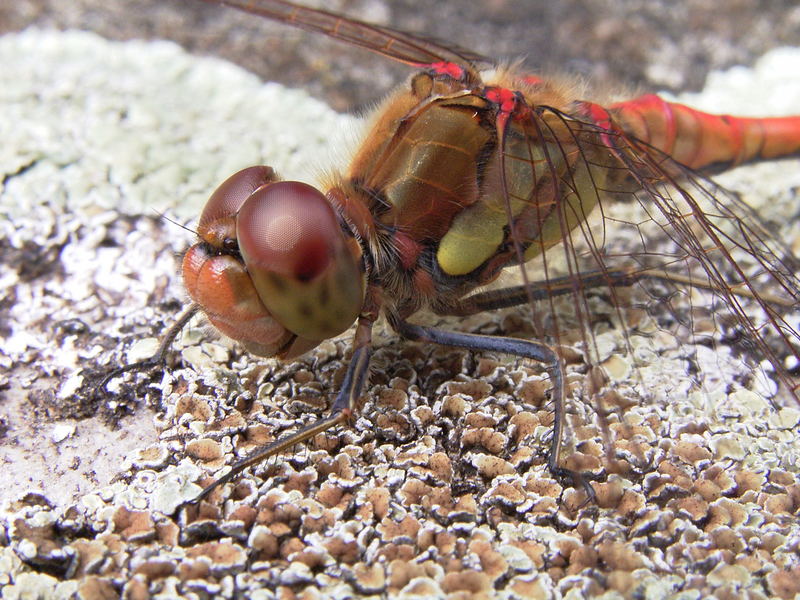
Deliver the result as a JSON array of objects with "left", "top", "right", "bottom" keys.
[
  {"left": 489, "top": 101, "right": 800, "bottom": 405},
  {"left": 203, "top": 0, "right": 489, "bottom": 74}
]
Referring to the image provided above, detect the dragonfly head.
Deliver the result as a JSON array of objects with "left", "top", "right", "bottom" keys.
[{"left": 183, "top": 166, "right": 366, "bottom": 359}]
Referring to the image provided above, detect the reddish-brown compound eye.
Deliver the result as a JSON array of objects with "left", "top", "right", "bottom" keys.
[
  {"left": 198, "top": 166, "right": 278, "bottom": 232},
  {"left": 236, "top": 181, "right": 366, "bottom": 341},
  {"left": 238, "top": 182, "right": 335, "bottom": 281}
]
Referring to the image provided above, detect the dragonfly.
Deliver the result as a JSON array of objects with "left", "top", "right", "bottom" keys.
[{"left": 108, "top": 0, "right": 800, "bottom": 505}]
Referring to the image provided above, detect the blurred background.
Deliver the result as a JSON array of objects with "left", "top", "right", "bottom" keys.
[{"left": 3, "top": 0, "right": 800, "bottom": 112}]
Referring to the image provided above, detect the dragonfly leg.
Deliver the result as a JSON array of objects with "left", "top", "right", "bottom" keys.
[
  {"left": 442, "top": 268, "right": 643, "bottom": 315},
  {"left": 442, "top": 266, "right": 793, "bottom": 316},
  {"left": 188, "top": 317, "right": 374, "bottom": 505},
  {"left": 391, "top": 317, "right": 593, "bottom": 498},
  {"left": 88, "top": 304, "right": 200, "bottom": 398}
]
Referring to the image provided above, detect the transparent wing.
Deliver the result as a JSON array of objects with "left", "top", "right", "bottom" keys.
[
  {"left": 201, "top": 0, "right": 489, "bottom": 75},
  {"left": 444, "top": 97, "right": 800, "bottom": 440},
  {"left": 491, "top": 104, "right": 800, "bottom": 414}
]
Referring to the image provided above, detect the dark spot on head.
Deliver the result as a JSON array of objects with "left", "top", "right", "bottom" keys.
[
  {"left": 294, "top": 238, "right": 328, "bottom": 282},
  {"left": 297, "top": 302, "right": 312, "bottom": 318},
  {"left": 318, "top": 280, "right": 330, "bottom": 306},
  {"left": 266, "top": 272, "right": 286, "bottom": 292}
]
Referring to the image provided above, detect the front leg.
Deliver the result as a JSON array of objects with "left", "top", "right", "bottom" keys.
[{"left": 188, "top": 315, "right": 374, "bottom": 505}]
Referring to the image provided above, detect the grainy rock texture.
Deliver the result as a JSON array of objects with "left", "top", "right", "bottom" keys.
[{"left": 1, "top": 15, "right": 800, "bottom": 600}]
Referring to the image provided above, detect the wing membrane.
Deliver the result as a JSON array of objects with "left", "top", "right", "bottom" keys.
[
  {"left": 501, "top": 104, "right": 800, "bottom": 405},
  {"left": 202, "top": 0, "right": 488, "bottom": 74}
]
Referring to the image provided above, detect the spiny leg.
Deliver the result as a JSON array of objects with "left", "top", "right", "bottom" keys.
[
  {"left": 441, "top": 266, "right": 793, "bottom": 316},
  {"left": 188, "top": 317, "right": 374, "bottom": 505},
  {"left": 390, "top": 317, "right": 593, "bottom": 497}
]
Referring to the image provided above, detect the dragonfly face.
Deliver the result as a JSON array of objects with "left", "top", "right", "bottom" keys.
[{"left": 182, "top": 166, "right": 367, "bottom": 360}]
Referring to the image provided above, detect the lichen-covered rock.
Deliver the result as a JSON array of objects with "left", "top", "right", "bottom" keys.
[{"left": 2, "top": 24, "right": 800, "bottom": 600}]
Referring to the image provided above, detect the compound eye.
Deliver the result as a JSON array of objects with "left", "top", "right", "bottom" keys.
[
  {"left": 236, "top": 181, "right": 365, "bottom": 341},
  {"left": 198, "top": 166, "right": 278, "bottom": 231},
  {"left": 237, "top": 182, "right": 336, "bottom": 281}
]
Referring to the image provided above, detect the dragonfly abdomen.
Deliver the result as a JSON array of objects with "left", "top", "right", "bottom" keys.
[{"left": 608, "top": 93, "right": 800, "bottom": 171}]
